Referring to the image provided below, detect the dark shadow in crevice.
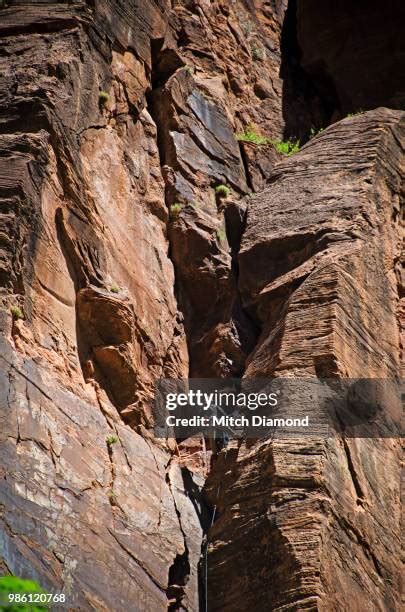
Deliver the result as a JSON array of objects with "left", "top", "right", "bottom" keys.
[
  {"left": 281, "top": 0, "right": 405, "bottom": 143},
  {"left": 280, "top": 0, "right": 337, "bottom": 143},
  {"left": 150, "top": 37, "right": 184, "bottom": 89}
]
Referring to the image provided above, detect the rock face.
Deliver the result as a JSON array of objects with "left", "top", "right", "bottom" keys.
[
  {"left": 0, "top": 1, "right": 403, "bottom": 611},
  {"left": 0, "top": 2, "right": 198, "bottom": 609},
  {"left": 206, "top": 109, "right": 404, "bottom": 610},
  {"left": 240, "top": 110, "right": 403, "bottom": 380}
]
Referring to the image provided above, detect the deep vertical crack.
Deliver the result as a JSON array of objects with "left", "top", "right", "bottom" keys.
[{"left": 165, "top": 457, "right": 191, "bottom": 611}]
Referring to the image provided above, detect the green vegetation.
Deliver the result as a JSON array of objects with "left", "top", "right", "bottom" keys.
[
  {"left": 0, "top": 576, "right": 47, "bottom": 611},
  {"left": 236, "top": 125, "right": 270, "bottom": 145},
  {"left": 169, "top": 203, "right": 182, "bottom": 219},
  {"left": 10, "top": 305, "right": 23, "bottom": 320},
  {"left": 272, "top": 138, "right": 300, "bottom": 156},
  {"left": 309, "top": 126, "right": 324, "bottom": 139},
  {"left": 185, "top": 66, "right": 195, "bottom": 75},
  {"left": 215, "top": 185, "right": 231, "bottom": 198},
  {"left": 98, "top": 91, "right": 109, "bottom": 106},
  {"left": 0, "top": 1, "right": 9, "bottom": 9},
  {"left": 251, "top": 45, "right": 265, "bottom": 61},
  {"left": 106, "top": 434, "right": 118, "bottom": 446},
  {"left": 110, "top": 285, "right": 120, "bottom": 294},
  {"left": 216, "top": 229, "right": 226, "bottom": 243},
  {"left": 236, "top": 126, "right": 300, "bottom": 156},
  {"left": 346, "top": 109, "right": 364, "bottom": 117}
]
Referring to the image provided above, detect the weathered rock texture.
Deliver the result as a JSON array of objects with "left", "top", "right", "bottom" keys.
[
  {"left": 0, "top": 1, "right": 403, "bottom": 611},
  {"left": 205, "top": 109, "right": 404, "bottom": 611},
  {"left": 0, "top": 0, "right": 289, "bottom": 608}
]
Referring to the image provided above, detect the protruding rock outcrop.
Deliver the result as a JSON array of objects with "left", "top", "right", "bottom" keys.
[{"left": 206, "top": 109, "right": 404, "bottom": 611}]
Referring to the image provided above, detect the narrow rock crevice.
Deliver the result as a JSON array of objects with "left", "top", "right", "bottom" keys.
[
  {"left": 237, "top": 142, "right": 255, "bottom": 193},
  {"left": 165, "top": 460, "right": 191, "bottom": 611},
  {"left": 106, "top": 440, "right": 119, "bottom": 510},
  {"left": 146, "top": 38, "right": 184, "bottom": 188},
  {"left": 181, "top": 466, "right": 213, "bottom": 612},
  {"left": 334, "top": 410, "right": 365, "bottom": 501},
  {"left": 146, "top": 34, "right": 257, "bottom": 379}
]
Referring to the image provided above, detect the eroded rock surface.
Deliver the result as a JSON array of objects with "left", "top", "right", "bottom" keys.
[
  {"left": 206, "top": 110, "right": 404, "bottom": 611},
  {"left": 0, "top": 0, "right": 290, "bottom": 608},
  {"left": 0, "top": 1, "right": 403, "bottom": 611}
]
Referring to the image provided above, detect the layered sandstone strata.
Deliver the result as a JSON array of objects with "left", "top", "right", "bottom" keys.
[
  {"left": 206, "top": 109, "right": 404, "bottom": 611},
  {"left": 0, "top": 1, "right": 403, "bottom": 611}
]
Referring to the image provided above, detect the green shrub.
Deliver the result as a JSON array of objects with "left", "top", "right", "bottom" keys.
[
  {"left": 106, "top": 434, "right": 118, "bottom": 446},
  {"left": 0, "top": 576, "right": 47, "bottom": 610},
  {"left": 251, "top": 45, "right": 265, "bottom": 61},
  {"left": 237, "top": 128, "right": 300, "bottom": 155},
  {"left": 169, "top": 203, "right": 182, "bottom": 219},
  {"left": 272, "top": 139, "right": 300, "bottom": 156},
  {"left": 346, "top": 109, "right": 364, "bottom": 117},
  {"left": 236, "top": 125, "right": 270, "bottom": 145},
  {"left": 110, "top": 285, "right": 120, "bottom": 294},
  {"left": 309, "top": 126, "right": 324, "bottom": 139},
  {"left": 10, "top": 305, "right": 23, "bottom": 320},
  {"left": 98, "top": 91, "right": 109, "bottom": 106},
  {"left": 215, "top": 185, "right": 231, "bottom": 198}
]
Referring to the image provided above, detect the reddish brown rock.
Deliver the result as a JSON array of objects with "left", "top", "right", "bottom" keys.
[
  {"left": 0, "top": 1, "right": 403, "bottom": 611},
  {"left": 206, "top": 109, "right": 404, "bottom": 610},
  {"left": 0, "top": 2, "right": 196, "bottom": 609}
]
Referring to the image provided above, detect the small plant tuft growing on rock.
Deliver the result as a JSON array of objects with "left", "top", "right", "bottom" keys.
[
  {"left": 236, "top": 125, "right": 270, "bottom": 145},
  {"left": 98, "top": 90, "right": 109, "bottom": 107},
  {"left": 272, "top": 139, "right": 300, "bottom": 156},
  {"left": 169, "top": 203, "right": 182, "bottom": 219},
  {"left": 346, "top": 109, "right": 364, "bottom": 117},
  {"left": 241, "top": 20, "right": 254, "bottom": 37},
  {"left": 10, "top": 305, "right": 24, "bottom": 320},
  {"left": 251, "top": 45, "right": 265, "bottom": 61},
  {"left": 110, "top": 285, "right": 120, "bottom": 294},
  {"left": 309, "top": 126, "right": 324, "bottom": 139},
  {"left": 106, "top": 434, "right": 118, "bottom": 446},
  {"left": 215, "top": 184, "right": 231, "bottom": 198}
]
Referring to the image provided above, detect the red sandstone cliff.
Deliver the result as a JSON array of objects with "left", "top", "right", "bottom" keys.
[{"left": 0, "top": 1, "right": 403, "bottom": 610}]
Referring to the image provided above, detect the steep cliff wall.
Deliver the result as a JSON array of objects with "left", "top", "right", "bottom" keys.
[
  {"left": 0, "top": 1, "right": 403, "bottom": 611},
  {"left": 207, "top": 109, "right": 404, "bottom": 610}
]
